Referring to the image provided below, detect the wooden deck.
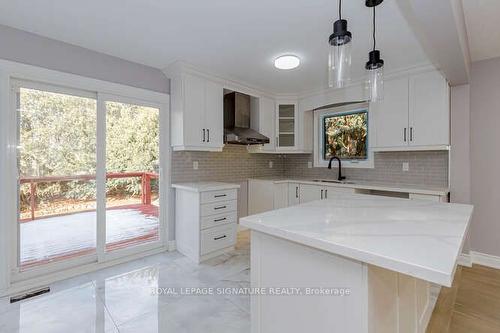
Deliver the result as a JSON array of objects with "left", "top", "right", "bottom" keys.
[{"left": 20, "top": 203, "right": 159, "bottom": 270}]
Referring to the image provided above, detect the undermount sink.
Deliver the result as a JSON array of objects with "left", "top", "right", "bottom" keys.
[{"left": 311, "top": 179, "right": 357, "bottom": 185}]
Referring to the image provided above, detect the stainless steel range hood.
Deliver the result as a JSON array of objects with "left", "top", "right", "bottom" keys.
[{"left": 223, "top": 92, "right": 270, "bottom": 145}]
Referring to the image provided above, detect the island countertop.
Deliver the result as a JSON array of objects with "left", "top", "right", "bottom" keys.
[{"left": 239, "top": 193, "right": 473, "bottom": 287}]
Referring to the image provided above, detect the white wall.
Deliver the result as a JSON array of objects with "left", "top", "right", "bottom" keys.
[
  {"left": 470, "top": 58, "right": 500, "bottom": 257},
  {"left": 0, "top": 24, "right": 169, "bottom": 93},
  {"left": 450, "top": 84, "right": 471, "bottom": 253}
]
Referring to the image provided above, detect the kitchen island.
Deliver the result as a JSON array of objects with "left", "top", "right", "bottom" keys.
[{"left": 239, "top": 193, "right": 473, "bottom": 333}]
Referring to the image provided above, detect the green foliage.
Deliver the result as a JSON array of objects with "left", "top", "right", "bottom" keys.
[
  {"left": 323, "top": 111, "right": 367, "bottom": 160},
  {"left": 18, "top": 88, "right": 159, "bottom": 211}
]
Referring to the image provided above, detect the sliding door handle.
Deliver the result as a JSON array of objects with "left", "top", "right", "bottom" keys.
[
  {"left": 410, "top": 127, "right": 413, "bottom": 142},
  {"left": 207, "top": 128, "right": 210, "bottom": 142},
  {"left": 403, "top": 128, "right": 407, "bottom": 142},
  {"left": 203, "top": 129, "right": 206, "bottom": 142}
]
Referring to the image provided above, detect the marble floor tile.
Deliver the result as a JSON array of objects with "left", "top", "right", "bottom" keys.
[
  {"left": 0, "top": 283, "right": 118, "bottom": 333},
  {"left": 0, "top": 231, "right": 252, "bottom": 333}
]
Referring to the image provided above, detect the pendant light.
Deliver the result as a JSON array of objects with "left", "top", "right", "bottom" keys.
[
  {"left": 365, "top": 0, "right": 384, "bottom": 102},
  {"left": 328, "top": 0, "right": 352, "bottom": 88}
]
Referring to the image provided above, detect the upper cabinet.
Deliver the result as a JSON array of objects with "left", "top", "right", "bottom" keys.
[
  {"left": 276, "top": 101, "right": 298, "bottom": 151},
  {"left": 249, "top": 98, "right": 313, "bottom": 154},
  {"left": 372, "top": 70, "right": 450, "bottom": 151},
  {"left": 250, "top": 96, "right": 276, "bottom": 152},
  {"left": 168, "top": 66, "right": 224, "bottom": 152}
]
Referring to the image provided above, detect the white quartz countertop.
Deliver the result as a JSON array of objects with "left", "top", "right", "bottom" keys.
[
  {"left": 248, "top": 177, "right": 449, "bottom": 196},
  {"left": 240, "top": 193, "right": 473, "bottom": 287},
  {"left": 172, "top": 182, "right": 240, "bottom": 192}
]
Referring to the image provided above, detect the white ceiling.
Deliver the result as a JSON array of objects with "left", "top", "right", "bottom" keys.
[
  {"left": 0, "top": 0, "right": 430, "bottom": 94},
  {"left": 462, "top": 0, "right": 500, "bottom": 62}
]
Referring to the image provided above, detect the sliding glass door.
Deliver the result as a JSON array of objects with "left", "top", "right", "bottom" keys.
[
  {"left": 14, "top": 81, "right": 167, "bottom": 276},
  {"left": 16, "top": 83, "right": 98, "bottom": 270},
  {"left": 105, "top": 101, "right": 160, "bottom": 252}
]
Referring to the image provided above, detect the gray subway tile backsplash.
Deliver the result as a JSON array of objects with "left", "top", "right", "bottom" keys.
[{"left": 172, "top": 145, "right": 448, "bottom": 188}]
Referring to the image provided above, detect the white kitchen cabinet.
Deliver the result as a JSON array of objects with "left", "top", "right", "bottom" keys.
[
  {"left": 204, "top": 79, "right": 224, "bottom": 149},
  {"left": 273, "top": 183, "right": 289, "bottom": 209},
  {"left": 173, "top": 183, "right": 239, "bottom": 263},
  {"left": 409, "top": 71, "right": 450, "bottom": 147},
  {"left": 288, "top": 183, "right": 300, "bottom": 206},
  {"left": 372, "top": 70, "right": 449, "bottom": 151},
  {"left": 276, "top": 101, "right": 298, "bottom": 151},
  {"left": 249, "top": 96, "right": 276, "bottom": 152},
  {"left": 167, "top": 64, "right": 224, "bottom": 152},
  {"left": 372, "top": 77, "right": 410, "bottom": 149},
  {"left": 248, "top": 179, "right": 289, "bottom": 214},
  {"left": 299, "top": 184, "right": 323, "bottom": 203}
]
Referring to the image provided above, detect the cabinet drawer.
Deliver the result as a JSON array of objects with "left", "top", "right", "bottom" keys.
[
  {"left": 201, "top": 189, "right": 237, "bottom": 204},
  {"left": 201, "top": 211, "right": 237, "bottom": 230},
  {"left": 200, "top": 223, "right": 237, "bottom": 255},
  {"left": 201, "top": 200, "right": 237, "bottom": 217}
]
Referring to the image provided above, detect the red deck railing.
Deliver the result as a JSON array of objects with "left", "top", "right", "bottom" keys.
[{"left": 20, "top": 172, "right": 159, "bottom": 221}]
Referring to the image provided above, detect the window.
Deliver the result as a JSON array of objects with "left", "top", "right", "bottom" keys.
[
  {"left": 322, "top": 110, "right": 368, "bottom": 160},
  {"left": 313, "top": 103, "right": 373, "bottom": 168}
]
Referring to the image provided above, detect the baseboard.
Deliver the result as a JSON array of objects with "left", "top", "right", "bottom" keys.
[
  {"left": 167, "top": 240, "right": 177, "bottom": 251},
  {"left": 457, "top": 253, "right": 472, "bottom": 267},
  {"left": 470, "top": 251, "right": 500, "bottom": 269}
]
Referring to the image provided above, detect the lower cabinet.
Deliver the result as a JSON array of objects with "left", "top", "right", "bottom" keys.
[
  {"left": 299, "top": 184, "right": 324, "bottom": 203},
  {"left": 174, "top": 185, "right": 238, "bottom": 263},
  {"left": 299, "top": 184, "right": 355, "bottom": 204},
  {"left": 288, "top": 183, "right": 300, "bottom": 206},
  {"left": 248, "top": 179, "right": 289, "bottom": 214}
]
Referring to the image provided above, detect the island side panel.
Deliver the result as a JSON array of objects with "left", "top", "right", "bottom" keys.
[
  {"left": 367, "top": 266, "right": 432, "bottom": 333},
  {"left": 250, "top": 231, "right": 368, "bottom": 333}
]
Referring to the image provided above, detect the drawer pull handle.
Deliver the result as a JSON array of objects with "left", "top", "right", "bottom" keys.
[
  {"left": 214, "top": 218, "right": 227, "bottom": 222},
  {"left": 214, "top": 194, "right": 227, "bottom": 198},
  {"left": 214, "top": 205, "right": 226, "bottom": 210},
  {"left": 214, "top": 235, "right": 227, "bottom": 241}
]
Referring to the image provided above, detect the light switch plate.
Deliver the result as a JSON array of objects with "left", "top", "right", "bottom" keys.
[
  {"left": 269, "top": 161, "right": 273, "bottom": 169},
  {"left": 193, "top": 161, "right": 199, "bottom": 170},
  {"left": 402, "top": 162, "right": 409, "bottom": 172}
]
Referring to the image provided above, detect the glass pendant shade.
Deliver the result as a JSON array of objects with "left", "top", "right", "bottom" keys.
[
  {"left": 366, "top": 66, "right": 384, "bottom": 102},
  {"left": 328, "top": 19, "right": 352, "bottom": 88},
  {"left": 365, "top": 50, "right": 384, "bottom": 102}
]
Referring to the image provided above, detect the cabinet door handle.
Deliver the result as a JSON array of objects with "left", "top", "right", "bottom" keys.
[
  {"left": 203, "top": 129, "right": 206, "bottom": 142},
  {"left": 214, "top": 205, "right": 227, "bottom": 210},
  {"left": 214, "top": 194, "right": 227, "bottom": 198},
  {"left": 214, "top": 217, "right": 227, "bottom": 222},
  {"left": 325, "top": 189, "right": 328, "bottom": 199},
  {"left": 207, "top": 128, "right": 210, "bottom": 142},
  {"left": 295, "top": 186, "right": 299, "bottom": 199},
  {"left": 410, "top": 127, "right": 413, "bottom": 142},
  {"left": 214, "top": 235, "right": 227, "bottom": 241},
  {"left": 321, "top": 189, "right": 324, "bottom": 200},
  {"left": 404, "top": 128, "right": 407, "bottom": 142}
]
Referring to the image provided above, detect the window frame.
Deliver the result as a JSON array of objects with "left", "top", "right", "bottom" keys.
[{"left": 313, "top": 103, "right": 374, "bottom": 168}]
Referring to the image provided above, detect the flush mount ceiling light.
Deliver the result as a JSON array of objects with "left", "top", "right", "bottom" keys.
[
  {"left": 328, "top": 0, "right": 352, "bottom": 88},
  {"left": 274, "top": 55, "right": 301, "bottom": 70},
  {"left": 365, "top": 0, "right": 385, "bottom": 102}
]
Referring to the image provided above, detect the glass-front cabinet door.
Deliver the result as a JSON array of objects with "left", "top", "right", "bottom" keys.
[{"left": 276, "top": 102, "right": 298, "bottom": 150}]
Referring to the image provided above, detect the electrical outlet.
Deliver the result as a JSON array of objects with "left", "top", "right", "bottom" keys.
[
  {"left": 269, "top": 161, "right": 273, "bottom": 169},
  {"left": 308, "top": 161, "right": 313, "bottom": 169},
  {"left": 402, "top": 162, "right": 409, "bottom": 172},
  {"left": 193, "top": 161, "right": 199, "bottom": 170}
]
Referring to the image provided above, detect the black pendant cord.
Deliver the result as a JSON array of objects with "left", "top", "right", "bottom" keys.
[
  {"left": 372, "top": 6, "right": 376, "bottom": 52},
  {"left": 339, "top": 0, "right": 342, "bottom": 20}
]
